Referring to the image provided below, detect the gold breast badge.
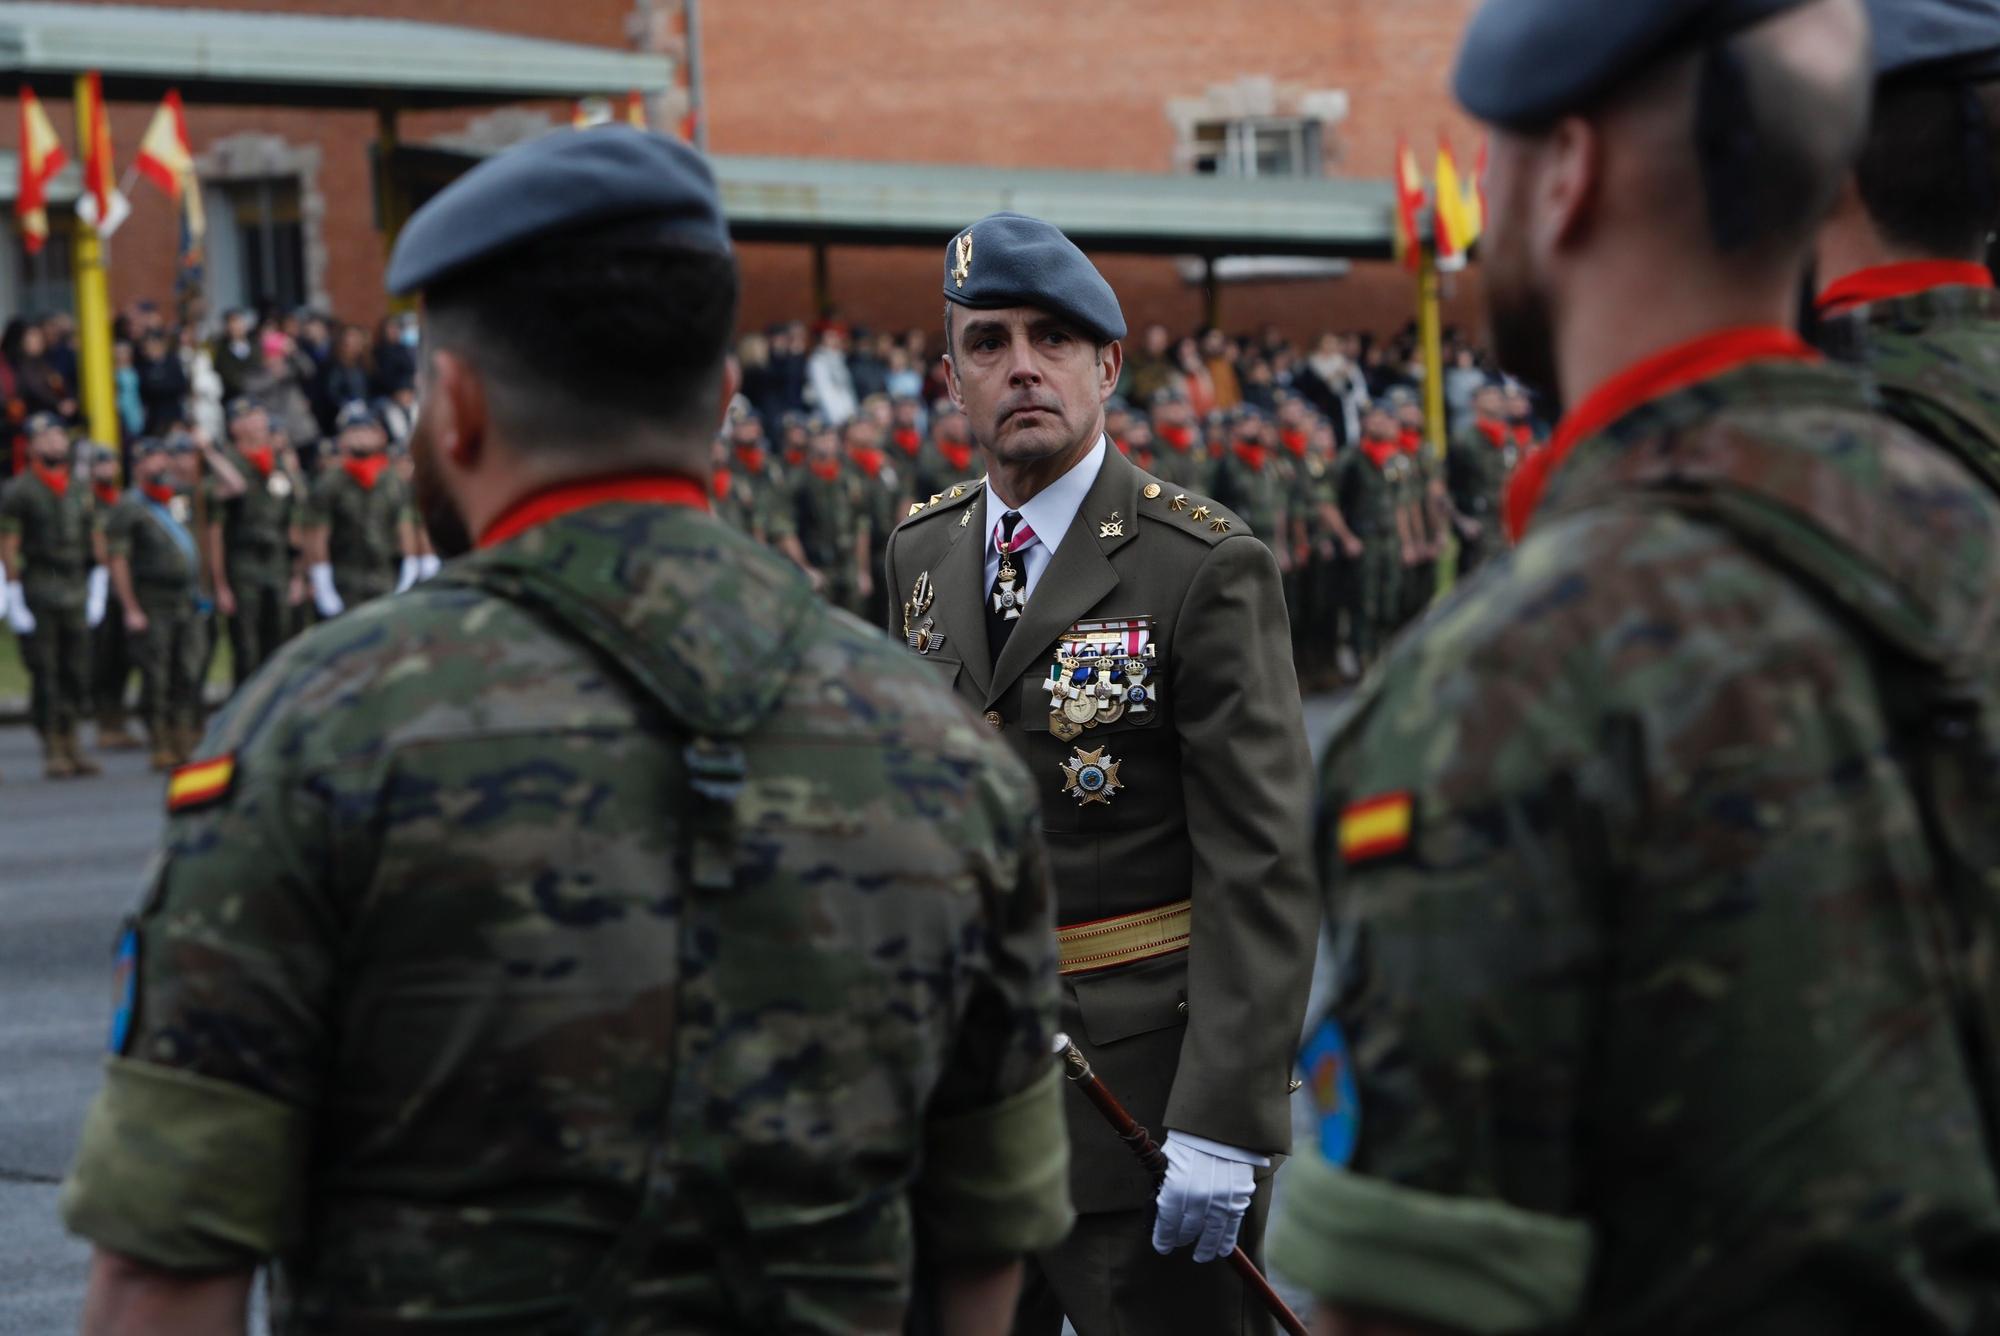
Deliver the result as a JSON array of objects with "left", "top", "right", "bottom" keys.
[
  {"left": 905, "top": 572, "right": 945, "bottom": 654},
  {"left": 1060, "top": 746, "right": 1124, "bottom": 806},
  {"left": 952, "top": 231, "right": 974, "bottom": 289}
]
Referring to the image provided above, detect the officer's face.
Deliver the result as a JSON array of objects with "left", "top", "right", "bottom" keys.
[
  {"left": 1481, "top": 130, "right": 1561, "bottom": 398},
  {"left": 947, "top": 307, "right": 1118, "bottom": 466}
]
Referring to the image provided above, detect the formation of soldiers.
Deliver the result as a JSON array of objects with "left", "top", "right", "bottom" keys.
[
  {"left": 708, "top": 374, "right": 1544, "bottom": 681},
  {"left": 0, "top": 397, "right": 422, "bottom": 779}
]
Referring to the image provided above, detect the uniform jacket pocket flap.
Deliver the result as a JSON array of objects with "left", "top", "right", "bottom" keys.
[{"left": 1072, "top": 953, "right": 1189, "bottom": 1046}]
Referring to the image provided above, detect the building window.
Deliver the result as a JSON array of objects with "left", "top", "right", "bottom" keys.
[
  {"left": 223, "top": 177, "right": 306, "bottom": 313},
  {"left": 14, "top": 224, "right": 76, "bottom": 316},
  {"left": 1187, "top": 118, "right": 1324, "bottom": 178}
]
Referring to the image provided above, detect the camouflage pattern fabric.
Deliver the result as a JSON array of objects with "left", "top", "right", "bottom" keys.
[
  {"left": 1206, "top": 447, "right": 1293, "bottom": 559},
  {"left": 2, "top": 473, "right": 95, "bottom": 732},
  {"left": 302, "top": 468, "right": 406, "bottom": 607},
  {"left": 61, "top": 498, "right": 1073, "bottom": 1333},
  {"left": 1818, "top": 285, "right": 2000, "bottom": 498},
  {"left": 209, "top": 451, "right": 303, "bottom": 685},
  {"left": 1445, "top": 420, "right": 1519, "bottom": 577},
  {"left": 102, "top": 495, "right": 205, "bottom": 742},
  {"left": 1334, "top": 449, "right": 1405, "bottom": 665},
  {"left": 1269, "top": 360, "right": 2000, "bottom": 1334},
  {"left": 790, "top": 467, "right": 866, "bottom": 613}
]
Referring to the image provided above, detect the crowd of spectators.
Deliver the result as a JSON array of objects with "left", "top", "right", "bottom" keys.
[{"left": 0, "top": 302, "right": 425, "bottom": 478}]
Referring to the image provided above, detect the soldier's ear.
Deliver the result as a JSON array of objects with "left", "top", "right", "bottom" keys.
[
  {"left": 424, "top": 348, "right": 486, "bottom": 468},
  {"left": 1097, "top": 340, "right": 1123, "bottom": 403},
  {"left": 942, "top": 354, "right": 966, "bottom": 412},
  {"left": 716, "top": 357, "right": 742, "bottom": 435}
]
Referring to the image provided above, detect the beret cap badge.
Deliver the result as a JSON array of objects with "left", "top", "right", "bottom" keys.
[{"left": 952, "top": 231, "right": 974, "bottom": 289}]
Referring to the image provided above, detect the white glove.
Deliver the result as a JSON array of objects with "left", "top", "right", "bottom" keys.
[
  {"left": 395, "top": 555, "right": 421, "bottom": 594},
  {"left": 1152, "top": 1131, "right": 1266, "bottom": 1263},
  {"left": 416, "top": 554, "right": 441, "bottom": 580},
  {"left": 5, "top": 581, "right": 34, "bottom": 636},
  {"left": 85, "top": 566, "right": 108, "bottom": 629},
  {"left": 309, "top": 563, "right": 344, "bottom": 619}
]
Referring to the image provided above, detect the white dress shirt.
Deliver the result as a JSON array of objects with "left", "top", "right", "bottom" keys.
[{"left": 981, "top": 435, "right": 1108, "bottom": 601}]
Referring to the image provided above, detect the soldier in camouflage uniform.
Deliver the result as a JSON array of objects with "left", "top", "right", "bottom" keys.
[
  {"left": 1389, "top": 391, "right": 1443, "bottom": 625},
  {"left": 1205, "top": 409, "right": 1293, "bottom": 567},
  {"left": 304, "top": 401, "right": 416, "bottom": 620},
  {"left": 1301, "top": 419, "right": 1364, "bottom": 682},
  {"left": 104, "top": 438, "right": 210, "bottom": 770},
  {"left": 207, "top": 399, "right": 305, "bottom": 691},
  {"left": 1335, "top": 406, "right": 1413, "bottom": 668},
  {"left": 1444, "top": 381, "right": 1519, "bottom": 578},
  {"left": 1149, "top": 392, "right": 1207, "bottom": 487},
  {"left": 708, "top": 434, "right": 757, "bottom": 533},
  {"left": 1272, "top": 2, "right": 2000, "bottom": 1332},
  {"left": 85, "top": 444, "right": 140, "bottom": 749},
  {"left": 1813, "top": 0, "right": 2000, "bottom": 493},
  {"left": 724, "top": 411, "right": 789, "bottom": 545},
  {"left": 789, "top": 420, "right": 870, "bottom": 612},
  {"left": 66, "top": 126, "right": 1071, "bottom": 1336},
  {"left": 0, "top": 413, "right": 103, "bottom": 779},
  {"left": 847, "top": 416, "right": 901, "bottom": 628}
]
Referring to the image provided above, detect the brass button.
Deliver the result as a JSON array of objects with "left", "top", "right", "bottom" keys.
[
  {"left": 983, "top": 711, "right": 1004, "bottom": 730},
  {"left": 1142, "top": 483, "right": 1162, "bottom": 500}
]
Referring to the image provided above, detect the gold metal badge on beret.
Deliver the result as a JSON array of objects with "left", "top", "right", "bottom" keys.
[
  {"left": 1060, "top": 746, "right": 1124, "bottom": 806},
  {"left": 953, "top": 231, "right": 974, "bottom": 289}
]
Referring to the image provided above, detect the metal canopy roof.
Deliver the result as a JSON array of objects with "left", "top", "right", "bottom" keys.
[
  {"left": 0, "top": 4, "right": 673, "bottom": 110},
  {"left": 392, "top": 145, "right": 1399, "bottom": 260}
]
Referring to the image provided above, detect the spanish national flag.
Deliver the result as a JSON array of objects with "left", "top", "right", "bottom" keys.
[
  {"left": 1393, "top": 137, "right": 1426, "bottom": 274},
  {"left": 16, "top": 87, "right": 67, "bottom": 255},
  {"left": 1338, "top": 792, "right": 1414, "bottom": 865},
  {"left": 1435, "top": 136, "right": 1471, "bottom": 272},
  {"left": 166, "top": 754, "right": 235, "bottom": 814},
  {"left": 74, "top": 71, "right": 130, "bottom": 238}
]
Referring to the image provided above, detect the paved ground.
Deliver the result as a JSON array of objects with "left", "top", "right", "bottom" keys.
[{"left": 0, "top": 696, "right": 1345, "bottom": 1333}]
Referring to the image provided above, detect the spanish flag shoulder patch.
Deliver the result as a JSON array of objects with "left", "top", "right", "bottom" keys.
[
  {"left": 166, "top": 754, "right": 236, "bottom": 814},
  {"left": 1339, "top": 791, "right": 1413, "bottom": 865}
]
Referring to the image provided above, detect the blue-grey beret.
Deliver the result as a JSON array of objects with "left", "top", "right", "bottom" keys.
[
  {"left": 387, "top": 126, "right": 732, "bottom": 296},
  {"left": 1867, "top": 0, "right": 2000, "bottom": 78},
  {"left": 335, "top": 400, "right": 380, "bottom": 432},
  {"left": 1454, "top": 0, "right": 1815, "bottom": 127},
  {"left": 941, "top": 212, "right": 1127, "bottom": 343}
]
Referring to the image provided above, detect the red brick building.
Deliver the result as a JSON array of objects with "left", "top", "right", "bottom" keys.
[{"left": 15, "top": 0, "right": 1487, "bottom": 343}]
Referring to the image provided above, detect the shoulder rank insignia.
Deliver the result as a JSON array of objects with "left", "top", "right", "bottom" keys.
[
  {"left": 1338, "top": 791, "right": 1412, "bottom": 864},
  {"left": 166, "top": 754, "right": 236, "bottom": 813}
]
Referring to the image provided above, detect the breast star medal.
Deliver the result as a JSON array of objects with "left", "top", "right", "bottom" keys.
[
  {"left": 952, "top": 231, "right": 974, "bottom": 289},
  {"left": 1060, "top": 746, "right": 1124, "bottom": 806}
]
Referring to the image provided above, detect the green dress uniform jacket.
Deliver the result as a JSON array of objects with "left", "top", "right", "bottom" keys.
[
  {"left": 882, "top": 444, "right": 1319, "bottom": 1214},
  {"left": 1818, "top": 283, "right": 2000, "bottom": 499},
  {"left": 62, "top": 498, "right": 1074, "bottom": 1333},
  {"left": 1271, "top": 360, "right": 2000, "bottom": 1335}
]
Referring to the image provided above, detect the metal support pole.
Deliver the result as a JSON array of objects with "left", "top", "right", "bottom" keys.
[
  {"left": 71, "top": 74, "right": 118, "bottom": 451},
  {"left": 684, "top": 0, "right": 707, "bottom": 151},
  {"left": 376, "top": 107, "right": 415, "bottom": 314},
  {"left": 1418, "top": 250, "right": 1446, "bottom": 450},
  {"left": 1202, "top": 255, "right": 1220, "bottom": 330},
  {"left": 812, "top": 243, "right": 831, "bottom": 320}
]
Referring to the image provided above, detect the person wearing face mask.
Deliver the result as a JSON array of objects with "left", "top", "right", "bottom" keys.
[
  {"left": 301, "top": 400, "right": 418, "bottom": 619},
  {"left": 102, "top": 436, "right": 210, "bottom": 770},
  {"left": 0, "top": 412, "right": 103, "bottom": 779}
]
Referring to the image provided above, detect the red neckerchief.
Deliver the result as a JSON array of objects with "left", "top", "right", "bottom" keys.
[
  {"left": 1816, "top": 260, "right": 1995, "bottom": 318},
  {"left": 1280, "top": 429, "right": 1309, "bottom": 457},
  {"left": 938, "top": 441, "right": 973, "bottom": 473},
  {"left": 1398, "top": 427, "right": 1424, "bottom": 455},
  {"left": 30, "top": 461, "right": 68, "bottom": 497},
  {"left": 891, "top": 428, "right": 922, "bottom": 457},
  {"left": 1503, "top": 325, "right": 1819, "bottom": 542},
  {"left": 1511, "top": 422, "right": 1535, "bottom": 447},
  {"left": 92, "top": 481, "right": 120, "bottom": 507},
  {"left": 1232, "top": 442, "right": 1268, "bottom": 473},
  {"left": 1160, "top": 424, "right": 1195, "bottom": 452},
  {"left": 808, "top": 459, "right": 842, "bottom": 482},
  {"left": 1474, "top": 418, "right": 1508, "bottom": 448},
  {"left": 479, "top": 472, "right": 709, "bottom": 550},
  {"left": 343, "top": 453, "right": 390, "bottom": 492},
  {"left": 243, "top": 446, "right": 275, "bottom": 478},
  {"left": 712, "top": 470, "right": 732, "bottom": 501},
  {"left": 851, "top": 447, "right": 885, "bottom": 480},
  {"left": 734, "top": 445, "right": 766, "bottom": 474},
  {"left": 1359, "top": 436, "right": 1400, "bottom": 470},
  {"left": 784, "top": 447, "right": 806, "bottom": 470},
  {"left": 141, "top": 481, "right": 176, "bottom": 505},
  {"left": 1133, "top": 446, "right": 1157, "bottom": 470}
]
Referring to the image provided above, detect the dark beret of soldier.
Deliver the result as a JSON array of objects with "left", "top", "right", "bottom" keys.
[
  {"left": 88, "top": 443, "right": 118, "bottom": 465},
  {"left": 941, "top": 211, "right": 1127, "bottom": 344},
  {"left": 386, "top": 125, "right": 732, "bottom": 296},
  {"left": 334, "top": 401, "right": 380, "bottom": 433},
  {"left": 1454, "top": 0, "right": 1820, "bottom": 126},
  {"left": 1866, "top": 0, "right": 2000, "bottom": 78},
  {"left": 130, "top": 437, "right": 166, "bottom": 458},
  {"left": 24, "top": 411, "right": 64, "bottom": 437},
  {"left": 226, "top": 396, "right": 263, "bottom": 421}
]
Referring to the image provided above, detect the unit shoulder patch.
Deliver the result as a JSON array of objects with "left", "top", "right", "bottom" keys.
[
  {"left": 1338, "top": 791, "right": 1413, "bottom": 864},
  {"left": 166, "top": 754, "right": 237, "bottom": 814}
]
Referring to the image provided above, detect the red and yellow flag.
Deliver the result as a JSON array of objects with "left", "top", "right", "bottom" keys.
[
  {"left": 625, "top": 90, "right": 647, "bottom": 129},
  {"left": 1394, "top": 137, "right": 1427, "bottom": 274},
  {"left": 16, "top": 86, "right": 67, "bottom": 254},
  {"left": 134, "top": 90, "right": 192, "bottom": 197},
  {"left": 75, "top": 71, "right": 129, "bottom": 238},
  {"left": 1435, "top": 136, "right": 1471, "bottom": 271}
]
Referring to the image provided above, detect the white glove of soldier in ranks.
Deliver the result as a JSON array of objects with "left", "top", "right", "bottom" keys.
[{"left": 1152, "top": 1130, "right": 1269, "bottom": 1263}]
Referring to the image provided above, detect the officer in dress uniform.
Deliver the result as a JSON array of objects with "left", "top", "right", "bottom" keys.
[{"left": 883, "top": 212, "right": 1318, "bottom": 1336}]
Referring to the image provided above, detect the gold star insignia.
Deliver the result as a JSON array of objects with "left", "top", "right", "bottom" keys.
[
  {"left": 907, "top": 502, "right": 925, "bottom": 517},
  {"left": 949, "top": 485, "right": 965, "bottom": 498},
  {"left": 1142, "top": 483, "right": 1162, "bottom": 500},
  {"left": 1190, "top": 506, "right": 1212, "bottom": 523},
  {"left": 1210, "top": 518, "right": 1231, "bottom": 533},
  {"left": 928, "top": 493, "right": 944, "bottom": 507},
  {"left": 1169, "top": 494, "right": 1189, "bottom": 512}
]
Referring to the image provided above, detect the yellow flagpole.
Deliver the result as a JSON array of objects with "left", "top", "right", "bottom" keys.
[
  {"left": 71, "top": 74, "right": 119, "bottom": 453},
  {"left": 1418, "top": 249, "right": 1446, "bottom": 451}
]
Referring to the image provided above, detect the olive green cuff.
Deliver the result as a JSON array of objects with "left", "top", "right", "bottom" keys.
[
  {"left": 61, "top": 1057, "right": 308, "bottom": 1271},
  {"left": 1268, "top": 1151, "right": 1594, "bottom": 1336},
  {"left": 917, "top": 1065, "right": 1075, "bottom": 1263}
]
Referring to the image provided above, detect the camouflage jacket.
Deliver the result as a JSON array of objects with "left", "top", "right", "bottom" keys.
[
  {"left": 0, "top": 469, "right": 93, "bottom": 606},
  {"left": 1818, "top": 283, "right": 2000, "bottom": 500},
  {"left": 1205, "top": 446, "right": 1293, "bottom": 553},
  {"left": 61, "top": 496, "right": 1072, "bottom": 1333},
  {"left": 103, "top": 491, "right": 199, "bottom": 600},
  {"left": 208, "top": 448, "right": 302, "bottom": 584},
  {"left": 1445, "top": 418, "right": 1520, "bottom": 521},
  {"left": 1335, "top": 445, "right": 1410, "bottom": 541},
  {"left": 303, "top": 466, "right": 406, "bottom": 584},
  {"left": 790, "top": 466, "right": 866, "bottom": 570},
  {"left": 1270, "top": 361, "right": 2000, "bottom": 1335}
]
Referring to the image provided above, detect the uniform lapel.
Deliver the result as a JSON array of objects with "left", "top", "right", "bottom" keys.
[
  {"left": 986, "top": 449, "right": 1140, "bottom": 708},
  {"left": 928, "top": 487, "right": 993, "bottom": 699}
]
